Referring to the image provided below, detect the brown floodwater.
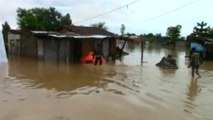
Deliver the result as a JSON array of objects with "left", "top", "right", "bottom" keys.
[{"left": 0, "top": 42, "right": 213, "bottom": 120}]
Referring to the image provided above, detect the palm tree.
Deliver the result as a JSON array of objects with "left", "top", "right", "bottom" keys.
[{"left": 193, "top": 21, "right": 210, "bottom": 37}]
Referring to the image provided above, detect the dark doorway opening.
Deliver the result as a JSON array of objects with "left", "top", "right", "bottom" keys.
[{"left": 72, "top": 40, "right": 82, "bottom": 62}]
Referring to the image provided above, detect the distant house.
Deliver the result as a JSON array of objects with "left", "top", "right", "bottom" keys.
[{"left": 8, "top": 25, "right": 118, "bottom": 63}]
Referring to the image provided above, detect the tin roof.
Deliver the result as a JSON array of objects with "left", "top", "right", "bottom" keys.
[
  {"left": 48, "top": 34, "right": 110, "bottom": 39},
  {"left": 31, "top": 25, "right": 117, "bottom": 39},
  {"left": 11, "top": 25, "right": 119, "bottom": 40},
  {"left": 9, "top": 29, "right": 21, "bottom": 34},
  {"left": 32, "top": 30, "right": 112, "bottom": 39}
]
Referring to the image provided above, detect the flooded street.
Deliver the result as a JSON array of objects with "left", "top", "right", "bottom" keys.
[{"left": 1, "top": 42, "right": 213, "bottom": 120}]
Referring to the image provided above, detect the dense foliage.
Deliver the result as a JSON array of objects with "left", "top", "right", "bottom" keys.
[
  {"left": 208, "top": 28, "right": 213, "bottom": 38},
  {"left": 166, "top": 25, "right": 182, "bottom": 46},
  {"left": 17, "top": 7, "right": 72, "bottom": 31},
  {"left": 90, "top": 22, "right": 108, "bottom": 30}
]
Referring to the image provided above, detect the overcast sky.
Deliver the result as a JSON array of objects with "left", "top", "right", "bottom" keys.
[{"left": 0, "top": 0, "right": 212, "bottom": 37}]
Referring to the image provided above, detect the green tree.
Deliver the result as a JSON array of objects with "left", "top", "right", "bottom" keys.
[
  {"left": 166, "top": 24, "right": 182, "bottom": 47},
  {"left": 2, "top": 21, "right": 10, "bottom": 54},
  {"left": 17, "top": 7, "right": 72, "bottom": 31},
  {"left": 61, "top": 13, "right": 72, "bottom": 27},
  {"left": 126, "top": 33, "right": 136, "bottom": 36},
  {"left": 90, "top": 22, "right": 108, "bottom": 30},
  {"left": 193, "top": 21, "right": 210, "bottom": 37}
]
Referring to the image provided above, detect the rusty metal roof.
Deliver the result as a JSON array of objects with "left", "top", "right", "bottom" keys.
[{"left": 62, "top": 25, "right": 116, "bottom": 36}]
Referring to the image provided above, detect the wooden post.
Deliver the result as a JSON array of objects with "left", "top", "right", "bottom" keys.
[
  {"left": 119, "top": 40, "right": 126, "bottom": 57},
  {"left": 57, "top": 40, "right": 60, "bottom": 63}
]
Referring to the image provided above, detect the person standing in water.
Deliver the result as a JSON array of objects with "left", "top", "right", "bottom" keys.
[
  {"left": 93, "top": 44, "right": 103, "bottom": 65},
  {"left": 188, "top": 48, "right": 201, "bottom": 78}
]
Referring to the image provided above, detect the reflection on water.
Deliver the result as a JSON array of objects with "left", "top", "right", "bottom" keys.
[
  {"left": 1, "top": 42, "right": 213, "bottom": 120},
  {"left": 8, "top": 56, "right": 101, "bottom": 92},
  {"left": 187, "top": 78, "right": 200, "bottom": 101}
]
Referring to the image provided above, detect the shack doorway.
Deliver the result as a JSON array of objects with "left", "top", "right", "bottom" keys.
[{"left": 72, "top": 40, "right": 82, "bottom": 62}]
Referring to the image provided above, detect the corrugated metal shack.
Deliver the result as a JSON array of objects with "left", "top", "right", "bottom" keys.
[
  {"left": 33, "top": 31, "right": 117, "bottom": 63},
  {"left": 8, "top": 25, "right": 117, "bottom": 63}
]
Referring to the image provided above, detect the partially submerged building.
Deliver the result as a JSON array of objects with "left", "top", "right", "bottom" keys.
[{"left": 8, "top": 25, "right": 117, "bottom": 63}]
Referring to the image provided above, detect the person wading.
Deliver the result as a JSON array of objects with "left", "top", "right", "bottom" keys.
[
  {"left": 188, "top": 48, "right": 201, "bottom": 78},
  {"left": 93, "top": 44, "right": 103, "bottom": 65}
]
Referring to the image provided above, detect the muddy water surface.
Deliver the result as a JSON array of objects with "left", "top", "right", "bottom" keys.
[{"left": 0, "top": 43, "right": 213, "bottom": 120}]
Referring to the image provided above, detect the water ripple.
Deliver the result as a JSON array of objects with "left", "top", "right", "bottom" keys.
[{"left": 102, "top": 78, "right": 140, "bottom": 93}]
